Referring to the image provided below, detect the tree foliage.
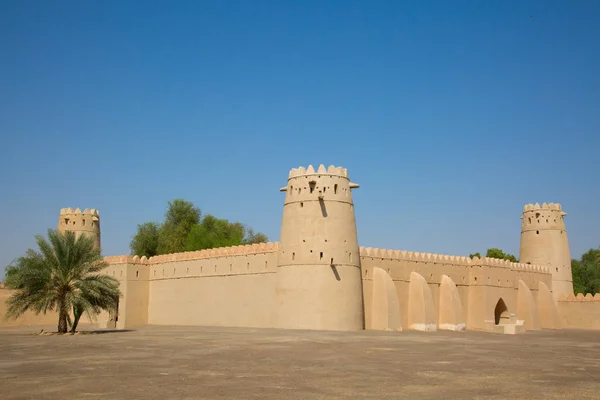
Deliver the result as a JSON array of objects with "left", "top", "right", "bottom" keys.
[
  {"left": 468, "top": 248, "right": 517, "bottom": 262},
  {"left": 485, "top": 248, "right": 518, "bottom": 262},
  {"left": 3, "top": 230, "right": 121, "bottom": 333},
  {"left": 129, "top": 222, "right": 160, "bottom": 258},
  {"left": 157, "top": 199, "right": 201, "bottom": 254},
  {"left": 572, "top": 247, "right": 600, "bottom": 295},
  {"left": 130, "top": 199, "right": 268, "bottom": 257}
]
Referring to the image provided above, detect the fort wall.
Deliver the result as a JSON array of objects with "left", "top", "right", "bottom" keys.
[
  {"left": 147, "top": 244, "right": 278, "bottom": 328},
  {"left": 101, "top": 243, "right": 280, "bottom": 329},
  {"left": 0, "top": 287, "right": 58, "bottom": 327},
  {"left": 360, "top": 247, "right": 552, "bottom": 332},
  {"left": 556, "top": 293, "right": 600, "bottom": 330}
]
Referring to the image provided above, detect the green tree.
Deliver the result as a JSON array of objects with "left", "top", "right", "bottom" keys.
[
  {"left": 242, "top": 228, "right": 268, "bottom": 245},
  {"left": 485, "top": 248, "right": 518, "bottom": 262},
  {"left": 129, "top": 199, "right": 268, "bottom": 256},
  {"left": 130, "top": 222, "right": 160, "bottom": 257},
  {"left": 185, "top": 216, "right": 267, "bottom": 250},
  {"left": 3, "top": 230, "right": 121, "bottom": 334},
  {"left": 469, "top": 252, "right": 481, "bottom": 259},
  {"left": 157, "top": 199, "right": 201, "bottom": 254},
  {"left": 572, "top": 247, "right": 600, "bottom": 295}
]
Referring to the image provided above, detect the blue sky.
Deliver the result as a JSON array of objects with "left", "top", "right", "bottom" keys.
[{"left": 1, "top": 1, "right": 599, "bottom": 279}]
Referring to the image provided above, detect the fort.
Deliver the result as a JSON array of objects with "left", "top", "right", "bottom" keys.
[{"left": 1, "top": 164, "right": 599, "bottom": 333}]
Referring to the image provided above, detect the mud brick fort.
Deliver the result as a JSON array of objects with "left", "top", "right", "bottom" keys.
[{"left": 2, "top": 165, "right": 599, "bottom": 333}]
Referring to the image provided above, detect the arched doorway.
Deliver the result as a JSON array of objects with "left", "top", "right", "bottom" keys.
[{"left": 494, "top": 298, "right": 509, "bottom": 325}]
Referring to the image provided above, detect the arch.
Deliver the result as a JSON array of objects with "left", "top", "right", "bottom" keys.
[{"left": 494, "top": 298, "right": 509, "bottom": 325}]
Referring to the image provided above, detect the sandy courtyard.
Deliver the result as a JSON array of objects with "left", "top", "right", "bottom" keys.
[{"left": 1, "top": 325, "right": 599, "bottom": 399}]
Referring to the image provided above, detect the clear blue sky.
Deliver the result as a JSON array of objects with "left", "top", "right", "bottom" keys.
[{"left": 1, "top": 1, "right": 599, "bottom": 279}]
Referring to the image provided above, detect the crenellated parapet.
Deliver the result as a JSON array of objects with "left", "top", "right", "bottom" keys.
[
  {"left": 104, "top": 242, "right": 280, "bottom": 267},
  {"left": 359, "top": 247, "right": 551, "bottom": 290},
  {"left": 288, "top": 164, "right": 348, "bottom": 178},
  {"left": 521, "top": 202, "right": 566, "bottom": 232},
  {"left": 558, "top": 293, "right": 600, "bottom": 302},
  {"left": 360, "top": 247, "right": 471, "bottom": 265},
  {"left": 148, "top": 242, "right": 279, "bottom": 264},
  {"left": 280, "top": 164, "right": 359, "bottom": 205},
  {"left": 103, "top": 254, "right": 149, "bottom": 265},
  {"left": 359, "top": 247, "right": 549, "bottom": 272}
]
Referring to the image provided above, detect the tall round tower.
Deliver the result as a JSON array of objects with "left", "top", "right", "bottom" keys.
[
  {"left": 274, "top": 164, "right": 364, "bottom": 331},
  {"left": 57, "top": 208, "right": 101, "bottom": 251},
  {"left": 519, "top": 202, "right": 573, "bottom": 299}
]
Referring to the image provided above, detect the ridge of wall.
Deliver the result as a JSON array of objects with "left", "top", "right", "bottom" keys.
[
  {"left": 358, "top": 247, "right": 549, "bottom": 274},
  {"left": 103, "top": 242, "right": 280, "bottom": 266},
  {"left": 288, "top": 164, "right": 348, "bottom": 178},
  {"left": 523, "top": 202, "right": 563, "bottom": 212},
  {"left": 60, "top": 207, "right": 100, "bottom": 216},
  {"left": 558, "top": 293, "right": 600, "bottom": 302}
]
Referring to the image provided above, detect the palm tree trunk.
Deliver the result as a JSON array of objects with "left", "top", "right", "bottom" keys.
[
  {"left": 70, "top": 305, "right": 82, "bottom": 333},
  {"left": 58, "top": 302, "right": 68, "bottom": 334}
]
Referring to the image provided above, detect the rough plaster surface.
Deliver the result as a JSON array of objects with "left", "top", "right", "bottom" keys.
[{"left": 1, "top": 325, "right": 600, "bottom": 400}]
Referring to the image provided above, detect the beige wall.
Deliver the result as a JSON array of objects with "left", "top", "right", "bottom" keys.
[
  {"left": 0, "top": 288, "right": 58, "bottom": 327},
  {"left": 360, "top": 248, "right": 552, "bottom": 332},
  {"left": 144, "top": 245, "right": 279, "bottom": 328},
  {"left": 557, "top": 294, "right": 600, "bottom": 329},
  {"left": 0, "top": 288, "right": 99, "bottom": 329}
]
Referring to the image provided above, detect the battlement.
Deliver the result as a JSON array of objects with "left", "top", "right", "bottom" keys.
[
  {"left": 104, "top": 242, "right": 281, "bottom": 266},
  {"left": 520, "top": 202, "right": 567, "bottom": 232},
  {"left": 60, "top": 207, "right": 99, "bottom": 216},
  {"left": 523, "top": 202, "right": 563, "bottom": 212},
  {"left": 103, "top": 254, "right": 149, "bottom": 264},
  {"left": 558, "top": 293, "right": 600, "bottom": 302},
  {"left": 358, "top": 247, "right": 549, "bottom": 273},
  {"left": 288, "top": 164, "right": 348, "bottom": 179}
]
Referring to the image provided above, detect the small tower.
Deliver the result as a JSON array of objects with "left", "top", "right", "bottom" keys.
[
  {"left": 275, "top": 164, "right": 364, "bottom": 331},
  {"left": 57, "top": 208, "right": 101, "bottom": 251},
  {"left": 519, "top": 202, "right": 573, "bottom": 299}
]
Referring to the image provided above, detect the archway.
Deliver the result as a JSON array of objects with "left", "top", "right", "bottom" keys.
[{"left": 494, "top": 298, "right": 509, "bottom": 325}]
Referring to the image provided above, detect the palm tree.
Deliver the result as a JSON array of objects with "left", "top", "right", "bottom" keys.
[{"left": 3, "top": 229, "right": 121, "bottom": 333}]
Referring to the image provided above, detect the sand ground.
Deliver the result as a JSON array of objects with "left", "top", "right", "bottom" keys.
[{"left": 1, "top": 325, "right": 599, "bottom": 399}]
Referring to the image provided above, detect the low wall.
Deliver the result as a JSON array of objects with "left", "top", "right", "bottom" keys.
[
  {"left": 0, "top": 288, "right": 58, "bottom": 327},
  {"left": 557, "top": 293, "right": 600, "bottom": 330},
  {"left": 0, "top": 288, "right": 98, "bottom": 329}
]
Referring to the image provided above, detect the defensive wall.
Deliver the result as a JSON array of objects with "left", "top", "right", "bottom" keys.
[
  {"left": 90, "top": 243, "right": 558, "bottom": 335},
  {"left": 98, "top": 243, "right": 279, "bottom": 330},
  {"left": 555, "top": 293, "right": 600, "bottom": 330},
  {"left": 1, "top": 165, "right": 597, "bottom": 334}
]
